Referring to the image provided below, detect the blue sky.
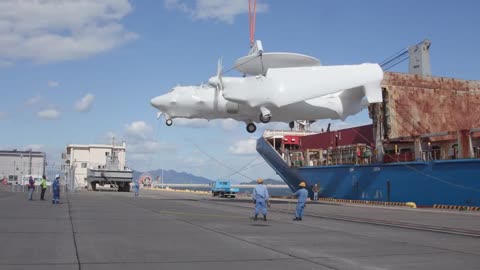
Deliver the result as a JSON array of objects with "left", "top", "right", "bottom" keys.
[{"left": 1, "top": 0, "right": 479, "bottom": 183}]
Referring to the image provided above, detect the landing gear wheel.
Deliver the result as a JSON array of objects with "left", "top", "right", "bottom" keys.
[
  {"left": 246, "top": 123, "right": 257, "bottom": 133},
  {"left": 166, "top": 119, "right": 173, "bottom": 126},
  {"left": 289, "top": 121, "right": 295, "bottom": 130},
  {"left": 259, "top": 113, "right": 271, "bottom": 123}
]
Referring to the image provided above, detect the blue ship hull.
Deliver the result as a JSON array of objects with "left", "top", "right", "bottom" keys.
[{"left": 257, "top": 137, "right": 480, "bottom": 207}]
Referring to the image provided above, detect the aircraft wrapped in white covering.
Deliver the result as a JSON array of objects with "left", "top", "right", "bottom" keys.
[
  {"left": 221, "top": 63, "right": 383, "bottom": 108},
  {"left": 150, "top": 42, "right": 384, "bottom": 133}
]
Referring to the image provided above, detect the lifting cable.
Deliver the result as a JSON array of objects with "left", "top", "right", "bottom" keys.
[{"left": 248, "top": 0, "right": 257, "bottom": 48}]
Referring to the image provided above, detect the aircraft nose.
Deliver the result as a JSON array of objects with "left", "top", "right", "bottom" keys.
[{"left": 150, "top": 96, "right": 166, "bottom": 109}]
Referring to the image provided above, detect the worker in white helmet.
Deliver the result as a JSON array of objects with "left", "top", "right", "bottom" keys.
[
  {"left": 293, "top": 181, "right": 308, "bottom": 221},
  {"left": 52, "top": 175, "right": 60, "bottom": 204},
  {"left": 252, "top": 178, "right": 270, "bottom": 221}
]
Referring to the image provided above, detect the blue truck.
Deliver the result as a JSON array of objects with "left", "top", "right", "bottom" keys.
[{"left": 211, "top": 180, "right": 239, "bottom": 198}]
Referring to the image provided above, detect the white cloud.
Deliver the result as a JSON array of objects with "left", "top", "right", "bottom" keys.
[
  {"left": 26, "top": 95, "right": 43, "bottom": 105},
  {"left": 169, "top": 118, "right": 241, "bottom": 129},
  {"left": 103, "top": 131, "right": 118, "bottom": 143},
  {"left": 183, "top": 155, "right": 207, "bottom": 167},
  {"left": 0, "top": 0, "right": 137, "bottom": 65},
  {"left": 120, "top": 122, "right": 177, "bottom": 162},
  {"left": 48, "top": 81, "right": 59, "bottom": 87},
  {"left": 0, "top": 59, "right": 12, "bottom": 68},
  {"left": 229, "top": 138, "right": 257, "bottom": 155},
  {"left": 37, "top": 109, "right": 60, "bottom": 120},
  {"left": 125, "top": 121, "right": 153, "bottom": 139},
  {"left": 74, "top": 93, "right": 95, "bottom": 112},
  {"left": 24, "top": 144, "right": 45, "bottom": 151},
  {"left": 218, "top": 119, "right": 239, "bottom": 131},
  {"left": 173, "top": 118, "right": 213, "bottom": 128},
  {"left": 165, "top": 0, "right": 268, "bottom": 24},
  {"left": 0, "top": 112, "right": 7, "bottom": 119},
  {"left": 128, "top": 153, "right": 149, "bottom": 161},
  {"left": 128, "top": 140, "right": 165, "bottom": 154}
]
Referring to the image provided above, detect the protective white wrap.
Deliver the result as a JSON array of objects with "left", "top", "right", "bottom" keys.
[{"left": 222, "top": 63, "right": 383, "bottom": 108}]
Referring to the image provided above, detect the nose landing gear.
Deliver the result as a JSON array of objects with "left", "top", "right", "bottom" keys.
[{"left": 246, "top": 122, "right": 257, "bottom": 133}]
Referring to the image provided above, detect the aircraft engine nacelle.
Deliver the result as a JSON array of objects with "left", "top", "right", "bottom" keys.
[{"left": 225, "top": 102, "right": 239, "bottom": 114}]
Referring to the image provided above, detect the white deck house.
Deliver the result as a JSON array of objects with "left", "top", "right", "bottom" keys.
[{"left": 63, "top": 142, "right": 127, "bottom": 189}]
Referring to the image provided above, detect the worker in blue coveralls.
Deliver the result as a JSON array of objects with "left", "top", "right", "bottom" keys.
[
  {"left": 252, "top": 178, "right": 270, "bottom": 221},
  {"left": 293, "top": 181, "right": 308, "bottom": 221},
  {"left": 133, "top": 180, "right": 140, "bottom": 197},
  {"left": 52, "top": 175, "right": 60, "bottom": 204}
]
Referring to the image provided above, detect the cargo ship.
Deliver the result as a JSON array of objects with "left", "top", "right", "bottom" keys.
[{"left": 257, "top": 72, "right": 480, "bottom": 207}]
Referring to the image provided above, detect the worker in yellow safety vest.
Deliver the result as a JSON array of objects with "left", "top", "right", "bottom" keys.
[{"left": 40, "top": 175, "right": 48, "bottom": 201}]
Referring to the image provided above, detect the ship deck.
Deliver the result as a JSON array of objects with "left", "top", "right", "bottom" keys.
[{"left": 0, "top": 188, "right": 479, "bottom": 270}]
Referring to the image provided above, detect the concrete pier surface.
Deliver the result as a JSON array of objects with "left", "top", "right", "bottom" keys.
[{"left": 0, "top": 189, "right": 479, "bottom": 270}]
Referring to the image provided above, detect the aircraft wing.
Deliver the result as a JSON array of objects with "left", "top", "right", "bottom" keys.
[
  {"left": 305, "top": 86, "right": 367, "bottom": 120},
  {"left": 222, "top": 63, "right": 383, "bottom": 108}
]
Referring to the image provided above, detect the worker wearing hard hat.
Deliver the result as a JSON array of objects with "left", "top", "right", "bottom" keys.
[
  {"left": 52, "top": 175, "right": 60, "bottom": 204},
  {"left": 252, "top": 178, "right": 270, "bottom": 221},
  {"left": 293, "top": 181, "right": 309, "bottom": 221}
]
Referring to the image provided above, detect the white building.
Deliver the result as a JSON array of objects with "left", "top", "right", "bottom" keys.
[
  {"left": 63, "top": 142, "right": 127, "bottom": 189},
  {"left": 0, "top": 150, "right": 46, "bottom": 184}
]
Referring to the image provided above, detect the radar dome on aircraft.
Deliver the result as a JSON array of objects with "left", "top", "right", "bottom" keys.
[{"left": 235, "top": 52, "right": 321, "bottom": 76}]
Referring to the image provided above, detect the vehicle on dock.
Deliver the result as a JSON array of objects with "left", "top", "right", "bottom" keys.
[
  {"left": 211, "top": 180, "right": 239, "bottom": 198},
  {"left": 86, "top": 150, "right": 132, "bottom": 192}
]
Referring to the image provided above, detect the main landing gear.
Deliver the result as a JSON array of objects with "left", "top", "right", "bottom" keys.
[
  {"left": 246, "top": 122, "right": 257, "bottom": 133},
  {"left": 166, "top": 119, "right": 173, "bottom": 126},
  {"left": 259, "top": 106, "right": 272, "bottom": 123}
]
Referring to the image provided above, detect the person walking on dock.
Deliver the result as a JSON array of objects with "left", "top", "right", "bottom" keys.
[
  {"left": 40, "top": 175, "right": 47, "bottom": 200},
  {"left": 52, "top": 175, "right": 60, "bottom": 204},
  {"left": 252, "top": 178, "right": 270, "bottom": 221},
  {"left": 133, "top": 180, "right": 140, "bottom": 197},
  {"left": 312, "top": 183, "right": 320, "bottom": 201},
  {"left": 293, "top": 181, "right": 308, "bottom": 221},
  {"left": 27, "top": 176, "right": 35, "bottom": 201}
]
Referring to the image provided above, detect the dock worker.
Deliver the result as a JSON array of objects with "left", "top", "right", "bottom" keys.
[
  {"left": 27, "top": 176, "right": 35, "bottom": 201},
  {"left": 312, "top": 183, "right": 320, "bottom": 201},
  {"left": 252, "top": 178, "right": 270, "bottom": 221},
  {"left": 52, "top": 175, "right": 60, "bottom": 204},
  {"left": 40, "top": 175, "right": 47, "bottom": 201},
  {"left": 293, "top": 181, "right": 309, "bottom": 221},
  {"left": 133, "top": 180, "right": 140, "bottom": 197}
]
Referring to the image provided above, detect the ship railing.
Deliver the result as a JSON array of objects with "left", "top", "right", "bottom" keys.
[
  {"left": 263, "top": 129, "right": 317, "bottom": 138},
  {"left": 421, "top": 150, "right": 441, "bottom": 161},
  {"left": 283, "top": 144, "right": 376, "bottom": 168}
]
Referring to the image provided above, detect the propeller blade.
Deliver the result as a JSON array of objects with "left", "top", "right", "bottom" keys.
[{"left": 216, "top": 57, "right": 223, "bottom": 90}]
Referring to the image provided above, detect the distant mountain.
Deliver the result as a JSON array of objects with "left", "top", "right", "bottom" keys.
[
  {"left": 132, "top": 169, "right": 213, "bottom": 184},
  {"left": 240, "top": 178, "right": 286, "bottom": 185}
]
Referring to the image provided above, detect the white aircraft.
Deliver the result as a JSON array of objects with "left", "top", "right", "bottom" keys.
[{"left": 151, "top": 41, "right": 383, "bottom": 133}]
